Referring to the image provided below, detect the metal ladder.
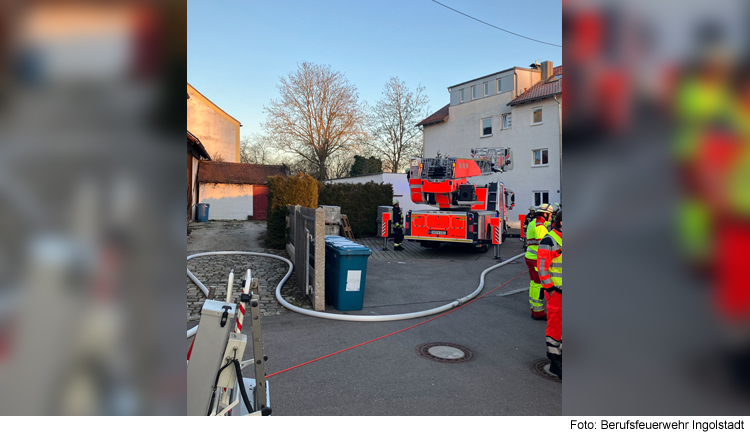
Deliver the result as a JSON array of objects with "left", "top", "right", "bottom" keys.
[{"left": 487, "top": 183, "right": 499, "bottom": 211}]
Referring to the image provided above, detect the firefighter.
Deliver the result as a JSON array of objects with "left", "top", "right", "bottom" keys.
[
  {"left": 525, "top": 203, "right": 554, "bottom": 320},
  {"left": 545, "top": 203, "right": 561, "bottom": 229},
  {"left": 521, "top": 206, "right": 536, "bottom": 249},
  {"left": 522, "top": 206, "right": 536, "bottom": 235},
  {"left": 538, "top": 209, "right": 562, "bottom": 379},
  {"left": 392, "top": 199, "right": 404, "bottom": 251}
]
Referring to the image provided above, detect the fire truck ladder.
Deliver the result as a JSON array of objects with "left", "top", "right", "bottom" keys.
[{"left": 487, "top": 183, "right": 499, "bottom": 212}]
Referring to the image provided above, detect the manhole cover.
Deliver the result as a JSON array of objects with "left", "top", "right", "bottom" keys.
[
  {"left": 416, "top": 342, "right": 475, "bottom": 364},
  {"left": 530, "top": 358, "right": 561, "bottom": 383}
]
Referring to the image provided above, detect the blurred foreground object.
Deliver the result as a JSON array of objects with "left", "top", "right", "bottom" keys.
[
  {"left": 565, "top": 0, "right": 750, "bottom": 414},
  {"left": 0, "top": 0, "right": 185, "bottom": 414}
]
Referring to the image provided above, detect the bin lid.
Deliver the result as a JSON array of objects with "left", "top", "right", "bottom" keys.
[
  {"left": 329, "top": 242, "right": 372, "bottom": 256},
  {"left": 325, "top": 237, "right": 351, "bottom": 248},
  {"left": 325, "top": 240, "right": 355, "bottom": 249}
]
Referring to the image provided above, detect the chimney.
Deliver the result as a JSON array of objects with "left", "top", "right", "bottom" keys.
[{"left": 541, "top": 61, "right": 553, "bottom": 81}]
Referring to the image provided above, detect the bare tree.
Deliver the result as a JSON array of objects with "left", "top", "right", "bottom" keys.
[
  {"left": 240, "top": 133, "right": 278, "bottom": 165},
  {"left": 368, "top": 77, "right": 429, "bottom": 173},
  {"left": 263, "top": 62, "right": 368, "bottom": 180},
  {"left": 209, "top": 150, "right": 226, "bottom": 162},
  {"left": 272, "top": 150, "right": 314, "bottom": 176},
  {"left": 327, "top": 150, "right": 356, "bottom": 179}
]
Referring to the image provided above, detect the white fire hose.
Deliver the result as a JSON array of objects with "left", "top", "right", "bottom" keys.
[{"left": 187, "top": 250, "right": 525, "bottom": 339}]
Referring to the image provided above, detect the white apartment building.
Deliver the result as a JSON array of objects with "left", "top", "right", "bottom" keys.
[{"left": 418, "top": 61, "right": 562, "bottom": 227}]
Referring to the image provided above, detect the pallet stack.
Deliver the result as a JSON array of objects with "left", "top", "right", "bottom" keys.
[{"left": 319, "top": 205, "right": 342, "bottom": 236}]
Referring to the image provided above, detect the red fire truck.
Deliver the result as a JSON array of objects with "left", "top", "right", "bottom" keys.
[{"left": 382, "top": 148, "right": 515, "bottom": 252}]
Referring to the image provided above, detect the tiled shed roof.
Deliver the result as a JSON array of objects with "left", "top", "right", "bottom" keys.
[
  {"left": 187, "top": 131, "right": 211, "bottom": 160},
  {"left": 198, "top": 161, "right": 288, "bottom": 185}
]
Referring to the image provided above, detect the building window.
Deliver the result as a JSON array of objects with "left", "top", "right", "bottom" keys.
[
  {"left": 502, "top": 113, "right": 512, "bottom": 129},
  {"left": 481, "top": 118, "right": 492, "bottom": 137},
  {"left": 471, "top": 85, "right": 476, "bottom": 100},
  {"left": 497, "top": 78, "right": 502, "bottom": 92},
  {"left": 532, "top": 107, "right": 543, "bottom": 125},
  {"left": 460, "top": 89, "right": 465, "bottom": 103},
  {"left": 533, "top": 149, "right": 549, "bottom": 166},
  {"left": 483, "top": 82, "right": 489, "bottom": 97},
  {"left": 534, "top": 191, "right": 550, "bottom": 207}
]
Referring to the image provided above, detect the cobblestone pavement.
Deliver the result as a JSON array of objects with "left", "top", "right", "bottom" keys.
[{"left": 187, "top": 221, "right": 312, "bottom": 321}]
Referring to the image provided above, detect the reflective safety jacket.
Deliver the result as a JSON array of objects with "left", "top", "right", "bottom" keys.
[
  {"left": 393, "top": 206, "right": 403, "bottom": 229},
  {"left": 537, "top": 229, "right": 562, "bottom": 289},
  {"left": 525, "top": 217, "right": 549, "bottom": 260},
  {"left": 522, "top": 212, "right": 535, "bottom": 234}
]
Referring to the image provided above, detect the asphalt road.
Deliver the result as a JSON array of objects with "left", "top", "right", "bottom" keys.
[{"left": 240, "top": 239, "right": 561, "bottom": 415}]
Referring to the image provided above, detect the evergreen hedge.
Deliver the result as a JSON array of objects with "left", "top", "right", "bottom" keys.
[
  {"left": 349, "top": 155, "right": 383, "bottom": 177},
  {"left": 266, "top": 173, "right": 318, "bottom": 248},
  {"left": 318, "top": 182, "right": 393, "bottom": 237}
]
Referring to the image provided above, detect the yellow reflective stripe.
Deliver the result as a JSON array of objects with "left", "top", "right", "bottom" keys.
[
  {"left": 541, "top": 231, "right": 561, "bottom": 286},
  {"left": 547, "top": 231, "right": 562, "bottom": 245}
]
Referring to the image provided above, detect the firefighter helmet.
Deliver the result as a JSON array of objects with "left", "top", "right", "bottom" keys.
[
  {"left": 537, "top": 203, "right": 554, "bottom": 214},
  {"left": 393, "top": 199, "right": 399, "bottom": 206},
  {"left": 528, "top": 206, "right": 536, "bottom": 212}
]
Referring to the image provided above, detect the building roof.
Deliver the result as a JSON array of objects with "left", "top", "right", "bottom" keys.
[
  {"left": 416, "top": 104, "right": 450, "bottom": 127},
  {"left": 447, "top": 66, "right": 538, "bottom": 90},
  {"left": 508, "top": 66, "right": 562, "bottom": 106},
  {"left": 187, "top": 131, "right": 211, "bottom": 160},
  {"left": 198, "top": 161, "right": 288, "bottom": 185}
]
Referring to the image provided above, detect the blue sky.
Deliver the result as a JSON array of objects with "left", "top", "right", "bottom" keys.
[{"left": 187, "top": 0, "right": 562, "bottom": 138}]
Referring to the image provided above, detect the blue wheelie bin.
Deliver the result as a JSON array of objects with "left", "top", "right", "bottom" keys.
[
  {"left": 196, "top": 203, "right": 210, "bottom": 222},
  {"left": 324, "top": 237, "right": 372, "bottom": 311}
]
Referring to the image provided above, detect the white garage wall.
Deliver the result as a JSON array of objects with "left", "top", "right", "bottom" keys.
[{"left": 199, "top": 183, "right": 254, "bottom": 220}]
